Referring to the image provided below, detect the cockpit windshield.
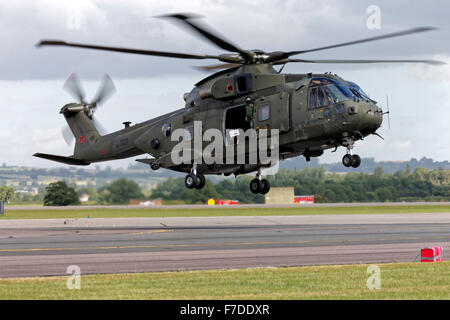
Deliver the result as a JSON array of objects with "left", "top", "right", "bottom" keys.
[
  {"left": 308, "top": 78, "right": 356, "bottom": 109},
  {"left": 308, "top": 77, "right": 377, "bottom": 110},
  {"left": 348, "top": 82, "right": 373, "bottom": 102}
]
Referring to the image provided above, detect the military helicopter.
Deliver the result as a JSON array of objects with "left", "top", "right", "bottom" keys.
[{"left": 34, "top": 13, "right": 444, "bottom": 194}]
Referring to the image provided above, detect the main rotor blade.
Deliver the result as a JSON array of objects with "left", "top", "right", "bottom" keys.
[
  {"left": 193, "top": 63, "right": 242, "bottom": 71},
  {"left": 37, "top": 40, "right": 220, "bottom": 60},
  {"left": 91, "top": 74, "right": 116, "bottom": 106},
  {"left": 279, "top": 58, "right": 446, "bottom": 65},
  {"left": 270, "top": 27, "right": 438, "bottom": 61},
  {"left": 158, "top": 13, "right": 250, "bottom": 59},
  {"left": 63, "top": 73, "right": 85, "bottom": 103}
]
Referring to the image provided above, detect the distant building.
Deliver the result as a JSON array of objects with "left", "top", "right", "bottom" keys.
[
  {"left": 79, "top": 193, "right": 89, "bottom": 202},
  {"left": 213, "top": 199, "right": 239, "bottom": 205},
  {"left": 264, "top": 187, "right": 294, "bottom": 204},
  {"left": 129, "top": 199, "right": 162, "bottom": 206},
  {"left": 294, "top": 195, "right": 315, "bottom": 204}
]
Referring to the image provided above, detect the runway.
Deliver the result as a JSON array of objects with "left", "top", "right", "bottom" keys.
[
  {"left": 0, "top": 213, "right": 449, "bottom": 278},
  {"left": 7, "top": 201, "right": 450, "bottom": 211}
]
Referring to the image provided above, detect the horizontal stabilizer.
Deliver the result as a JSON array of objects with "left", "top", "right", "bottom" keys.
[
  {"left": 33, "top": 153, "right": 90, "bottom": 166},
  {"left": 135, "top": 158, "right": 156, "bottom": 165}
]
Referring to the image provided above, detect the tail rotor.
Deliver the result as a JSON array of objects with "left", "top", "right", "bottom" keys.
[
  {"left": 61, "top": 73, "right": 115, "bottom": 145},
  {"left": 63, "top": 72, "right": 86, "bottom": 104}
]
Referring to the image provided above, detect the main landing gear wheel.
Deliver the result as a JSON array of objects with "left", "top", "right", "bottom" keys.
[
  {"left": 195, "top": 173, "right": 206, "bottom": 189},
  {"left": 260, "top": 179, "right": 270, "bottom": 195},
  {"left": 185, "top": 172, "right": 206, "bottom": 189},
  {"left": 185, "top": 174, "right": 197, "bottom": 189},
  {"left": 250, "top": 177, "right": 271, "bottom": 194},
  {"left": 250, "top": 178, "right": 262, "bottom": 194},
  {"left": 342, "top": 154, "right": 361, "bottom": 168}
]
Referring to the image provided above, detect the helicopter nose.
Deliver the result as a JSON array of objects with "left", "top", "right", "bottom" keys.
[
  {"left": 345, "top": 102, "right": 383, "bottom": 136},
  {"left": 359, "top": 103, "right": 383, "bottom": 133}
]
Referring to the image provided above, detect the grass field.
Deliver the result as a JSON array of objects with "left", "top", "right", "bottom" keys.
[
  {"left": 1, "top": 204, "right": 449, "bottom": 220},
  {"left": 0, "top": 262, "right": 449, "bottom": 299}
]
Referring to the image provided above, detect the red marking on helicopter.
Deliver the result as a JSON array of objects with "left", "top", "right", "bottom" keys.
[
  {"left": 226, "top": 85, "right": 233, "bottom": 93},
  {"left": 78, "top": 135, "right": 86, "bottom": 144}
]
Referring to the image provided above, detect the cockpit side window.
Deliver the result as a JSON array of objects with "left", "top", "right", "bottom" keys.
[
  {"left": 317, "top": 87, "right": 328, "bottom": 107},
  {"left": 323, "top": 84, "right": 347, "bottom": 104},
  {"left": 308, "top": 87, "right": 318, "bottom": 109}
]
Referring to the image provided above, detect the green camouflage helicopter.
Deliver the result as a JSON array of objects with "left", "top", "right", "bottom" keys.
[{"left": 34, "top": 13, "right": 444, "bottom": 194}]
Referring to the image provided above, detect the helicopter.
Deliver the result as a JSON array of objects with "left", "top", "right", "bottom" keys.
[{"left": 33, "top": 13, "right": 445, "bottom": 195}]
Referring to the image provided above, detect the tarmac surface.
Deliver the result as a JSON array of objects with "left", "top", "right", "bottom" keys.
[
  {"left": 0, "top": 212, "right": 449, "bottom": 278},
  {"left": 6, "top": 201, "right": 450, "bottom": 210}
]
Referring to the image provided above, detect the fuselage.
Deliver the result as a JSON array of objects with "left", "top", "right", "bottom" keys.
[{"left": 68, "top": 64, "right": 383, "bottom": 175}]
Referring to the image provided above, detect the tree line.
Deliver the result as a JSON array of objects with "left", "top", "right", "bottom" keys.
[
  {"left": 149, "top": 166, "right": 450, "bottom": 204},
  {"left": 4, "top": 166, "right": 449, "bottom": 206}
]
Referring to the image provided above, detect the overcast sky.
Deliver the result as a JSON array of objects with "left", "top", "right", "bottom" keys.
[{"left": 0, "top": 0, "right": 449, "bottom": 168}]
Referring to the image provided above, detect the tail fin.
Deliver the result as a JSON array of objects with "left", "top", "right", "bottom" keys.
[
  {"left": 33, "top": 108, "right": 98, "bottom": 166},
  {"left": 61, "top": 105, "right": 101, "bottom": 158}
]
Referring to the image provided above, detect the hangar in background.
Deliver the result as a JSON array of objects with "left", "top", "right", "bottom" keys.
[{"left": 264, "top": 187, "right": 315, "bottom": 204}]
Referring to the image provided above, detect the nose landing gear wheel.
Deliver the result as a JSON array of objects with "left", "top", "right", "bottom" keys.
[
  {"left": 342, "top": 154, "right": 361, "bottom": 168},
  {"left": 351, "top": 154, "right": 361, "bottom": 168},
  {"left": 342, "top": 154, "right": 353, "bottom": 167}
]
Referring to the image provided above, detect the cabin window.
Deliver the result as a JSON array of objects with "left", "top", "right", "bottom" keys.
[
  {"left": 162, "top": 123, "right": 172, "bottom": 137},
  {"left": 235, "top": 74, "right": 253, "bottom": 94},
  {"left": 236, "top": 76, "right": 247, "bottom": 92},
  {"left": 258, "top": 104, "right": 270, "bottom": 121},
  {"left": 225, "top": 105, "right": 251, "bottom": 131}
]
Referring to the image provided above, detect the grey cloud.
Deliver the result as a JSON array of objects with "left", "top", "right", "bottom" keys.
[
  {"left": 0, "top": 0, "right": 448, "bottom": 80},
  {"left": 0, "top": 0, "right": 449, "bottom": 168}
]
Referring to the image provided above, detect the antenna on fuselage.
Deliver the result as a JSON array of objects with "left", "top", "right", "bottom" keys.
[{"left": 384, "top": 95, "right": 391, "bottom": 129}]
